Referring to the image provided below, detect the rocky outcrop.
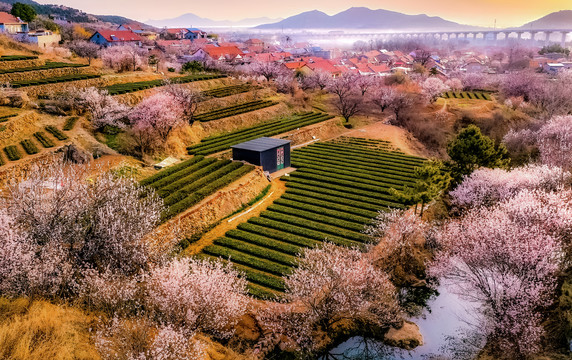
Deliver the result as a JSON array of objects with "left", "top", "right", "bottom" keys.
[
  {"left": 61, "top": 144, "right": 92, "bottom": 164},
  {"left": 383, "top": 321, "right": 423, "bottom": 350}
]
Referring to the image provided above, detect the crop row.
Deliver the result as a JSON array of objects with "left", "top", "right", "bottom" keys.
[
  {"left": 3, "top": 145, "right": 21, "bottom": 161},
  {"left": 295, "top": 166, "right": 411, "bottom": 189},
  {"left": 443, "top": 91, "right": 492, "bottom": 101},
  {"left": 202, "top": 84, "right": 252, "bottom": 98},
  {"left": 20, "top": 139, "right": 39, "bottom": 155},
  {"left": 188, "top": 112, "right": 333, "bottom": 155},
  {"left": 0, "top": 114, "right": 17, "bottom": 123},
  {"left": 33, "top": 132, "right": 55, "bottom": 148},
  {"left": 194, "top": 100, "right": 278, "bottom": 122},
  {"left": 279, "top": 192, "right": 378, "bottom": 219},
  {"left": 273, "top": 197, "right": 373, "bottom": 224},
  {"left": 11, "top": 74, "right": 100, "bottom": 88},
  {"left": 0, "top": 55, "right": 38, "bottom": 62},
  {"left": 162, "top": 164, "right": 254, "bottom": 220},
  {"left": 63, "top": 116, "right": 79, "bottom": 131},
  {"left": 150, "top": 158, "right": 217, "bottom": 191},
  {"left": 305, "top": 142, "right": 425, "bottom": 165},
  {"left": 104, "top": 74, "right": 226, "bottom": 95},
  {"left": 45, "top": 126, "right": 68, "bottom": 141},
  {"left": 213, "top": 237, "right": 298, "bottom": 266},
  {"left": 287, "top": 171, "right": 395, "bottom": 195},
  {"left": 140, "top": 156, "right": 205, "bottom": 186},
  {"left": 157, "top": 159, "right": 228, "bottom": 197},
  {"left": 0, "top": 61, "right": 87, "bottom": 75}
]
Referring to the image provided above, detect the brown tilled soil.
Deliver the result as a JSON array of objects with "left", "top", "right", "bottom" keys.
[{"left": 182, "top": 178, "right": 287, "bottom": 257}]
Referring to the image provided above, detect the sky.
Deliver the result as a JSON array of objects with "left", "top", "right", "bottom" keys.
[{"left": 35, "top": 0, "right": 572, "bottom": 28}]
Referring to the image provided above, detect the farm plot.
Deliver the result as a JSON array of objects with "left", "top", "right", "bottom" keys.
[
  {"left": 442, "top": 91, "right": 492, "bottom": 101},
  {"left": 10, "top": 74, "right": 101, "bottom": 88},
  {"left": 202, "top": 84, "right": 252, "bottom": 98},
  {"left": 104, "top": 74, "right": 226, "bottom": 95},
  {"left": 199, "top": 138, "right": 425, "bottom": 298},
  {"left": 188, "top": 112, "right": 334, "bottom": 155},
  {"left": 140, "top": 156, "right": 255, "bottom": 221},
  {"left": 0, "top": 55, "right": 38, "bottom": 61},
  {"left": 0, "top": 61, "right": 87, "bottom": 75},
  {"left": 194, "top": 100, "right": 278, "bottom": 122}
]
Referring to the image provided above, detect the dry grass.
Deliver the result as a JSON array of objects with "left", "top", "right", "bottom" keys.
[{"left": 0, "top": 298, "right": 100, "bottom": 360}]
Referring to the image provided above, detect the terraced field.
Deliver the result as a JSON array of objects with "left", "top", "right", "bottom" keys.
[
  {"left": 10, "top": 74, "right": 101, "bottom": 88},
  {"left": 104, "top": 74, "right": 226, "bottom": 95},
  {"left": 140, "top": 156, "right": 255, "bottom": 221},
  {"left": 0, "top": 125, "right": 66, "bottom": 166},
  {"left": 0, "top": 55, "right": 38, "bottom": 62},
  {"left": 199, "top": 137, "right": 425, "bottom": 298},
  {"left": 442, "top": 91, "right": 492, "bottom": 101},
  {"left": 203, "top": 84, "right": 252, "bottom": 98},
  {"left": 0, "top": 61, "right": 87, "bottom": 74},
  {"left": 188, "top": 112, "right": 334, "bottom": 155},
  {"left": 194, "top": 100, "right": 278, "bottom": 122}
]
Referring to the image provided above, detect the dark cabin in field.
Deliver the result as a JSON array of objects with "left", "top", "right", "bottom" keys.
[{"left": 232, "top": 137, "right": 291, "bottom": 173}]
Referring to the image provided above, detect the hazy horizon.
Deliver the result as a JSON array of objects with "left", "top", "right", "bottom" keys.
[{"left": 34, "top": 0, "right": 571, "bottom": 28}]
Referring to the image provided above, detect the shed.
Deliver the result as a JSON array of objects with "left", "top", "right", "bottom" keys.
[{"left": 232, "top": 137, "right": 291, "bottom": 173}]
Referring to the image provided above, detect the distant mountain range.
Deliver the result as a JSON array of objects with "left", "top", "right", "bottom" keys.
[
  {"left": 146, "top": 14, "right": 282, "bottom": 28},
  {"left": 518, "top": 10, "right": 572, "bottom": 29},
  {"left": 254, "top": 7, "right": 482, "bottom": 31}
]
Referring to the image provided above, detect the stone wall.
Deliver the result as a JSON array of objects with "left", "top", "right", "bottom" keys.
[{"left": 0, "top": 59, "right": 44, "bottom": 71}]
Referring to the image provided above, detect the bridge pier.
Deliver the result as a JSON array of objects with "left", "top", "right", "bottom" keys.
[{"left": 562, "top": 32, "right": 569, "bottom": 47}]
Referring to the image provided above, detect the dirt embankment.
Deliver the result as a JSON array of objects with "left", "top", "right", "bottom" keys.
[
  {"left": 280, "top": 117, "right": 344, "bottom": 145},
  {"left": 0, "top": 66, "right": 98, "bottom": 83},
  {"left": 146, "top": 167, "right": 269, "bottom": 254},
  {"left": 0, "top": 59, "right": 44, "bottom": 71}
]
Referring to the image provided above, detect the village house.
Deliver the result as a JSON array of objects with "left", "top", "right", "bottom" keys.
[
  {"left": 18, "top": 30, "right": 61, "bottom": 48},
  {"left": 190, "top": 45, "right": 244, "bottom": 62},
  {"left": 89, "top": 30, "right": 143, "bottom": 47},
  {"left": 0, "top": 12, "right": 28, "bottom": 34}
]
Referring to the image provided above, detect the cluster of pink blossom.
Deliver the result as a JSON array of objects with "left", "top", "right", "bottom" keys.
[
  {"left": 75, "top": 87, "right": 130, "bottom": 130},
  {"left": 450, "top": 164, "right": 570, "bottom": 209},
  {"left": 95, "top": 318, "right": 205, "bottom": 360},
  {"left": 146, "top": 258, "right": 249, "bottom": 339},
  {"left": 420, "top": 77, "right": 450, "bottom": 104},
  {"left": 0, "top": 161, "right": 164, "bottom": 299},
  {"left": 431, "top": 189, "right": 572, "bottom": 356},
  {"left": 258, "top": 243, "right": 400, "bottom": 353},
  {"left": 537, "top": 115, "right": 572, "bottom": 170},
  {"left": 445, "top": 78, "right": 463, "bottom": 92},
  {"left": 129, "top": 91, "right": 186, "bottom": 154},
  {"left": 367, "top": 209, "right": 430, "bottom": 255}
]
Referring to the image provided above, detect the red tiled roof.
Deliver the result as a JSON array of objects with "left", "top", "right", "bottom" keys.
[
  {"left": 368, "top": 64, "right": 390, "bottom": 73},
  {"left": 284, "top": 61, "right": 306, "bottom": 69},
  {"left": 166, "top": 28, "right": 189, "bottom": 34},
  {"left": 204, "top": 45, "right": 244, "bottom": 58},
  {"left": 306, "top": 59, "right": 340, "bottom": 74},
  {"left": 0, "top": 12, "right": 21, "bottom": 24},
  {"left": 119, "top": 23, "right": 143, "bottom": 31},
  {"left": 156, "top": 39, "right": 192, "bottom": 47},
  {"left": 93, "top": 30, "right": 142, "bottom": 42}
]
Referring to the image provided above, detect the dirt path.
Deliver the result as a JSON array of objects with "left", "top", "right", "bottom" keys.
[{"left": 183, "top": 178, "right": 287, "bottom": 257}]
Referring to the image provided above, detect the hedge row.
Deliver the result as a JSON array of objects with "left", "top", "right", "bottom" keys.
[
  {"left": 295, "top": 165, "right": 412, "bottom": 188},
  {"left": 0, "top": 61, "right": 87, "bottom": 75},
  {"left": 226, "top": 229, "right": 302, "bottom": 256},
  {"left": 237, "top": 222, "right": 320, "bottom": 249},
  {"left": 0, "top": 114, "right": 17, "bottom": 123},
  {"left": 291, "top": 158, "right": 416, "bottom": 186},
  {"left": 105, "top": 74, "right": 226, "bottom": 95},
  {"left": 63, "top": 116, "right": 79, "bottom": 131},
  {"left": 287, "top": 171, "right": 395, "bottom": 195},
  {"left": 268, "top": 204, "right": 366, "bottom": 233},
  {"left": 0, "top": 55, "right": 38, "bottom": 61},
  {"left": 295, "top": 146, "right": 422, "bottom": 172},
  {"left": 292, "top": 153, "right": 417, "bottom": 181},
  {"left": 20, "top": 139, "right": 39, "bottom": 155},
  {"left": 163, "top": 161, "right": 239, "bottom": 206},
  {"left": 33, "top": 132, "right": 55, "bottom": 148},
  {"left": 260, "top": 210, "right": 370, "bottom": 244},
  {"left": 140, "top": 156, "right": 204, "bottom": 186},
  {"left": 188, "top": 112, "right": 333, "bottom": 155},
  {"left": 11, "top": 74, "right": 101, "bottom": 88},
  {"left": 162, "top": 165, "right": 253, "bottom": 220},
  {"left": 273, "top": 197, "right": 373, "bottom": 225},
  {"left": 45, "top": 126, "right": 68, "bottom": 140},
  {"left": 194, "top": 100, "right": 278, "bottom": 122},
  {"left": 311, "top": 142, "right": 425, "bottom": 164},
  {"left": 280, "top": 192, "right": 378, "bottom": 219},
  {"left": 285, "top": 182, "right": 404, "bottom": 209},
  {"left": 203, "top": 84, "right": 252, "bottom": 98},
  {"left": 157, "top": 159, "right": 229, "bottom": 197},
  {"left": 213, "top": 237, "right": 298, "bottom": 266},
  {"left": 4, "top": 145, "right": 21, "bottom": 161},
  {"left": 202, "top": 244, "right": 292, "bottom": 276},
  {"left": 285, "top": 178, "right": 401, "bottom": 206}
]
